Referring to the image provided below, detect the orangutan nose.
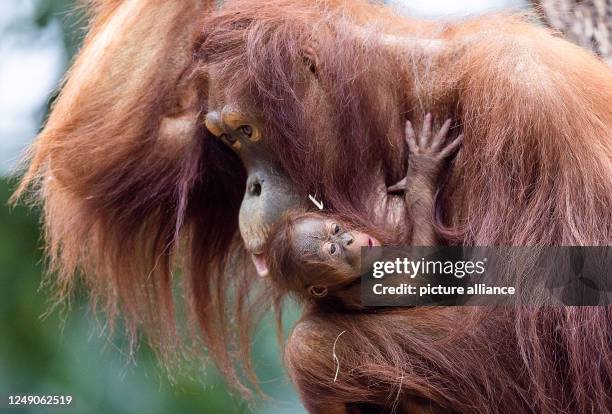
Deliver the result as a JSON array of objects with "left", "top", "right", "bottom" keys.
[
  {"left": 247, "top": 177, "right": 263, "bottom": 197},
  {"left": 340, "top": 233, "right": 354, "bottom": 246}
]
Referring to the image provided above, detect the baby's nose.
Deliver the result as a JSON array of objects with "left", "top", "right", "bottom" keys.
[{"left": 342, "top": 233, "right": 354, "bottom": 246}]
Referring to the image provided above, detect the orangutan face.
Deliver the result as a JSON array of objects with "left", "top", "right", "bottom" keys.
[
  {"left": 203, "top": 83, "right": 306, "bottom": 274},
  {"left": 290, "top": 217, "right": 380, "bottom": 274},
  {"left": 205, "top": 106, "right": 304, "bottom": 265},
  {"left": 203, "top": 49, "right": 330, "bottom": 275}
]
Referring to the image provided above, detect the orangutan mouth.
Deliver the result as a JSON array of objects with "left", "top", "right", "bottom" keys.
[{"left": 251, "top": 253, "right": 269, "bottom": 277}]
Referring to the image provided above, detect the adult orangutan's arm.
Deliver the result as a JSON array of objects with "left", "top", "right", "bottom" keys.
[{"left": 285, "top": 310, "right": 465, "bottom": 414}]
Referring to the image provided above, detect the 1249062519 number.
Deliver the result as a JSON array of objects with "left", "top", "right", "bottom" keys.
[{"left": 8, "top": 395, "right": 73, "bottom": 406}]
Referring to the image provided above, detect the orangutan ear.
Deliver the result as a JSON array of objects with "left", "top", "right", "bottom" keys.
[
  {"left": 308, "top": 285, "right": 328, "bottom": 298},
  {"left": 159, "top": 76, "right": 200, "bottom": 151},
  {"left": 301, "top": 45, "right": 319, "bottom": 76}
]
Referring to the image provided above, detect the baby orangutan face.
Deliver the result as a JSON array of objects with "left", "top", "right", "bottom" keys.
[
  {"left": 290, "top": 217, "right": 380, "bottom": 297},
  {"left": 264, "top": 211, "right": 381, "bottom": 304}
]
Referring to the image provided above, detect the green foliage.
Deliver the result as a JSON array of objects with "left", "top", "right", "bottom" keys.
[{"left": 33, "top": 0, "right": 84, "bottom": 59}]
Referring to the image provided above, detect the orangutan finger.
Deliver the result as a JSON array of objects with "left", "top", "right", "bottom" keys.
[
  {"left": 405, "top": 120, "right": 418, "bottom": 153},
  {"left": 437, "top": 134, "right": 464, "bottom": 160},
  {"left": 419, "top": 113, "right": 432, "bottom": 148},
  {"left": 432, "top": 118, "right": 452, "bottom": 151}
]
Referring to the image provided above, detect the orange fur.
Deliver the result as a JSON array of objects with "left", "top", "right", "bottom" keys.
[{"left": 13, "top": 1, "right": 612, "bottom": 412}]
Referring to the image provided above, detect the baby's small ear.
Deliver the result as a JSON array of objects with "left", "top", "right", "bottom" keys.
[
  {"left": 301, "top": 45, "right": 319, "bottom": 76},
  {"left": 308, "top": 285, "right": 328, "bottom": 298}
]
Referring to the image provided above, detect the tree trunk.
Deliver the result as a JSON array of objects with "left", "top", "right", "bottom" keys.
[{"left": 533, "top": 0, "right": 611, "bottom": 64}]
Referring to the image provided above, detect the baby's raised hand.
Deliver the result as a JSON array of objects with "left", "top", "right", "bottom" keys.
[{"left": 388, "top": 113, "right": 463, "bottom": 193}]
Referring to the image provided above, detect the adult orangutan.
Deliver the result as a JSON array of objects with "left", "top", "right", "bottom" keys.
[{"left": 14, "top": 0, "right": 612, "bottom": 413}]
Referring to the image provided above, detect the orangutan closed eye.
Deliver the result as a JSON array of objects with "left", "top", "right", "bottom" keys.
[{"left": 265, "top": 115, "right": 462, "bottom": 308}]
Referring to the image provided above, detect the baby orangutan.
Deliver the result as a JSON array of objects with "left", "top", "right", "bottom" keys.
[{"left": 264, "top": 115, "right": 463, "bottom": 307}]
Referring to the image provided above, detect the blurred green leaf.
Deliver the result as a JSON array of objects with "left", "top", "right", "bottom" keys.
[{"left": 34, "top": 0, "right": 85, "bottom": 60}]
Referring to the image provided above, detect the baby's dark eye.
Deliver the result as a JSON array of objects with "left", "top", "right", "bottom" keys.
[
  {"left": 332, "top": 223, "right": 340, "bottom": 235},
  {"left": 329, "top": 243, "right": 338, "bottom": 255}
]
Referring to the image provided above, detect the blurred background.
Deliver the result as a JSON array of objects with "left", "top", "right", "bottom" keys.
[{"left": 4, "top": 0, "right": 605, "bottom": 413}]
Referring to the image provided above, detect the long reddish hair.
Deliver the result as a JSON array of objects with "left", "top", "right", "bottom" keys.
[{"left": 13, "top": 0, "right": 612, "bottom": 411}]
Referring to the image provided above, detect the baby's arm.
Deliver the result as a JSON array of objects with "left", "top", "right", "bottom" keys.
[{"left": 388, "top": 114, "right": 462, "bottom": 246}]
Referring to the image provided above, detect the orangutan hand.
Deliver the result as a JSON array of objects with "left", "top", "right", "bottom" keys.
[{"left": 388, "top": 113, "right": 463, "bottom": 193}]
